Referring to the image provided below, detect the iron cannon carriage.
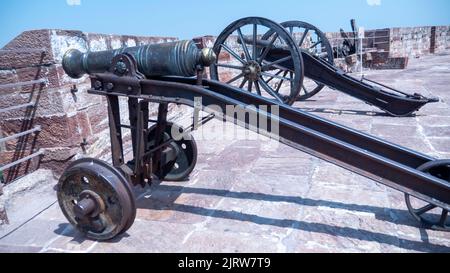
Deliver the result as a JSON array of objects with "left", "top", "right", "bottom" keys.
[
  {"left": 208, "top": 18, "right": 438, "bottom": 117},
  {"left": 57, "top": 17, "right": 449, "bottom": 241}
]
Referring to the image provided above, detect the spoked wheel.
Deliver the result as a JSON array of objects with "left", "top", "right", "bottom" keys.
[
  {"left": 57, "top": 158, "right": 136, "bottom": 241},
  {"left": 279, "top": 21, "right": 334, "bottom": 100},
  {"left": 210, "top": 17, "right": 304, "bottom": 105},
  {"left": 147, "top": 122, "right": 198, "bottom": 182},
  {"left": 405, "top": 160, "right": 450, "bottom": 231}
]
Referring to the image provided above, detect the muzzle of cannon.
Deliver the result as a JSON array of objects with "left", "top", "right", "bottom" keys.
[{"left": 62, "top": 40, "right": 216, "bottom": 79}]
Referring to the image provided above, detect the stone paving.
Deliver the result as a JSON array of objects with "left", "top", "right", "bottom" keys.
[{"left": 0, "top": 52, "right": 450, "bottom": 253}]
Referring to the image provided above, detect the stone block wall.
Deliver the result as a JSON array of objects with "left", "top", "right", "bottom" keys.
[
  {"left": 325, "top": 30, "right": 390, "bottom": 56},
  {"left": 390, "top": 26, "right": 432, "bottom": 57},
  {"left": 364, "top": 29, "right": 391, "bottom": 52},
  {"left": 328, "top": 26, "right": 450, "bottom": 59},
  {"left": 434, "top": 26, "right": 450, "bottom": 53},
  {"left": 389, "top": 26, "right": 450, "bottom": 57},
  {"left": 0, "top": 30, "right": 178, "bottom": 183}
]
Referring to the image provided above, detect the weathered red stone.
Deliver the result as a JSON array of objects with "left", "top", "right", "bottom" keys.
[
  {"left": 218, "top": 52, "right": 231, "bottom": 62},
  {"left": 0, "top": 112, "right": 89, "bottom": 149},
  {"left": 0, "top": 50, "right": 50, "bottom": 70},
  {"left": 0, "top": 150, "right": 41, "bottom": 183},
  {"left": 86, "top": 102, "right": 109, "bottom": 135},
  {"left": 192, "top": 36, "right": 215, "bottom": 49},
  {"left": 38, "top": 147, "right": 78, "bottom": 175},
  {"left": 0, "top": 65, "right": 61, "bottom": 94},
  {"left": 1, "top": 30, "right": 55, "bottom": 67}
]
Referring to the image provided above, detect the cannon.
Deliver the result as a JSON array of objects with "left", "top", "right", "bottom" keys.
[
  {"left": 208, "top": 18, "right": 438, "bottom": 116},
  {"left": 57, "top": 19, "right": 449, "bottom": 241},
  {"left": 63, "top": 40, "right": 216, "bottom": 79},
  {"left": 334, "top": 19, "right": 359, "bottom": 58}
]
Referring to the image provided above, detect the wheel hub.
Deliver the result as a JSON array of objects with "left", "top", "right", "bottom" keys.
[
  {"left": 147, "top": 122, "right": 198, "bottom": 182},
  {"left": 243, "top": 60, "right": 261, "bottom": 82},
  {"left": 57, "top": 158, "right": 136, "bottom": 241},
  {"left": 73, "top": 190, "right": 105, "bottom": 219}
]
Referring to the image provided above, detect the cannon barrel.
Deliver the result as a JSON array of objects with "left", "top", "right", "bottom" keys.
[{"left": 62, "top": 40, "right": 216, "bottom": 79}]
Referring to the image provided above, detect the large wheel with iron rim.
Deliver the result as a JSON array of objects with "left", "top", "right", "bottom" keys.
[
  {"left": 210, "top": 17, "right": 304, "bottom": 105},
  {"left": 278, "top": 21, "right": 334, "bottom": 101},
  {"left": 147, "top": 122, "right": 198, "bottom": 182},
  {"left": 57, "top": 158, "right": 136, "bottom": 241},
  {"left": 404, "top": 160, "right": 450, "bottom": 231}
]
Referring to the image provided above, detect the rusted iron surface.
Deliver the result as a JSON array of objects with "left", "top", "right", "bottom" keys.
[{"left": 57, "top": 158, "right": 135, "bottom": 240}]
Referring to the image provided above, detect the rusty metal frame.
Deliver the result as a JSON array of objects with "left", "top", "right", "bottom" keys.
[
  {"left": 87, "top": 59, "right": 449, "bottom": 211},
  {"left": 261, "top": 43, "right": 438, "bottom": 117},
  {"left": 229, "top": 34, "right": 437, "bottom": 116}
]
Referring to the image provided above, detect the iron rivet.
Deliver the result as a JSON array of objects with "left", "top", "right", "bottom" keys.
[
  {"left": 115, "top": 61, "right": 128, "bottom": 75},
  {"left": 94, "top": 81, "right": 102, "bottom": 89}
]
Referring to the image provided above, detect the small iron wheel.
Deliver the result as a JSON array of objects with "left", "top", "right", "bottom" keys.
[
  {"left": 278, "top": 21, "right": 334, "bottom": 101},
  {"left": 210, "top": 17, "right": 304, "bottom": 105},
  {"left": 147, "top": 122, "right": 198, "bottom": 181},
  {"left": 57, "top": 158, "right": 136, "bottom": 241},
  {"left": 405, "top": 160, "right": 450, "bottom": 231}
]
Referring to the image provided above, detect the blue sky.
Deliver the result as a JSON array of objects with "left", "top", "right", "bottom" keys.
[{"left": 1, "top": 0, "right": 449, "bottom": 48}]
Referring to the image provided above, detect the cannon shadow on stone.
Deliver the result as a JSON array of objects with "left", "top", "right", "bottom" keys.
[{"left": 130, "top": 184, "right": 450, "bottom": 253}]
